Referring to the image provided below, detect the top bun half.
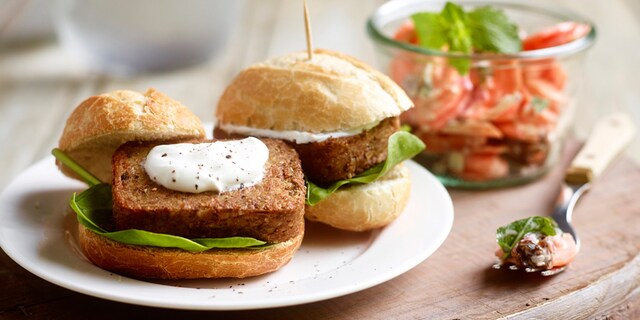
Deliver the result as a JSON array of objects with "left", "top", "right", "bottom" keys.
[
  {"left": 58, "top": 88, "right": 205, "bottom": 183},
  {"left": 215, "top": 49, "right": 413, "bottom": 133}
]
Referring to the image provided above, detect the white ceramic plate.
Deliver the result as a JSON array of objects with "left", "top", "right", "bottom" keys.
[{"left": 0, "top": 157, "right": 453, "bottom": 310}]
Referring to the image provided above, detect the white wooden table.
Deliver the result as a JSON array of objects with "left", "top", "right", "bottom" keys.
[{"left": 1, "top": 0, "right": 639, "bottom": 318}]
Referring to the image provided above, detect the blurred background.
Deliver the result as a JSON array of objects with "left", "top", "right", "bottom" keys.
[{"left": 0, "top": 0, "right": 638, "bottom": 189}]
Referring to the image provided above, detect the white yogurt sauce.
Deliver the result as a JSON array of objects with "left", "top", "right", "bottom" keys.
[
  {"left": 216, "top": 122, "right": 379, "bottom": 144},
  {"left": 143, "top": 137, "right": 269, "bottom": 193}
]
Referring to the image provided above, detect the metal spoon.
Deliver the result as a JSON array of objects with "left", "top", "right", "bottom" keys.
[{"left": 496, "top": 113, "right": 636, "bottom": 276}]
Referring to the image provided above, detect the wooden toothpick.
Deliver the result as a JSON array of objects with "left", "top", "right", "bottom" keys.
[{"left": 303, "top": 0, "right": 313, "bottom": 60}]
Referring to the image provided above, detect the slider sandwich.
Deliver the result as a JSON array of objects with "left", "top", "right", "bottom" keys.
[
  {"left": 55, "top": 89, "right": 305, "bottom": 279},
  {"left": 215, "top": 49, "right": 425, "bottom": 231}
]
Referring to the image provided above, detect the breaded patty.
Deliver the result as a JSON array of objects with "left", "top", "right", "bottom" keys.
[
  {"left": 293, "top": 117, "right": 399, "bottom": 185},
  {"left": 111, "top": 139, "right": 305, "bottom": 243},
  {"left": 215, "top": 117, "right": 399, "bottom": 186}
]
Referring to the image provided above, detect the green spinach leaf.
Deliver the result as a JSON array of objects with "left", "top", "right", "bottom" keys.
[
  {"left": 70, "top": 185, "right": 268, "bottom": 252},
  {"left": 306, "top": 131, "right": 425, "bottom": 205}
]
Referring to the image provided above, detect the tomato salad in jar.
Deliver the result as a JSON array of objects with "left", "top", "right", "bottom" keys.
[{"left": 368, "top": 1, "right": 595, "bottom": 187}]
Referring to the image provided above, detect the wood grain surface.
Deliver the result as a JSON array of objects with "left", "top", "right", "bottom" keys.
[{"left": 1, "top": 143, "right": 638, "bottom": 320}]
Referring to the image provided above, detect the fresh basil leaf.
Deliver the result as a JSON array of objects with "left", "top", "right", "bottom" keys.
[
  {"left": 409, "top": 2, "right": 522, "bottom": 74},
  {"left": 468, "top": 6, "right": 521, "bottom": 53},
  {"left": 411, "top": 12, "right": 448, "bottom": 50},
  {"left": 411, "top": 2, "right": 473, "bottom": 74},
  {"left": 496, "top": 216, "right": 558, "bottom": 260},
  {"left": 448, "top": 57, "right": 472, "bottom": 76},
  {"left": 442, "top": 2, "right": 473, "bottom": 73},
  {"left": 70, "top": 184, "right": 268, "bottom": 252},
  {"left": 306, "top": 131, "right": 425, "bottom": 206}
]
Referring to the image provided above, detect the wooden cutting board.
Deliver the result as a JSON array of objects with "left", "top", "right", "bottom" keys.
[{"left": 1, "top": 142, "right": 638, "bottom": 319}]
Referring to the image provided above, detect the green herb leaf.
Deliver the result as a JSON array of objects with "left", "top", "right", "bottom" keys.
[
  {"left": 71, "top": 184, "right": 269, "bottom": 252},
  {"left": 496, "top": 216, "right": 558, "bottom": 260},
  {"left": 412, "top": 2, "right": 473, "bottom": 74},
  {"left": 531, "top": 96, "right": 550, "bottom": 113},
  {"left": 410, "top": 2, "right": 521, "bottom": 74},
  {"left": 306, "top": 131, "right": 425, "bottom": 206},
  {"left": 468, "top": 6, "right": 522, "bottom": 53},
  {"left": 442, "top": 3, "right": 473, "bottom": 74},
  {"left": 411, "top": 12, "right": 448, "bottom": 50},
  {"left": 71, "top": 183, "right": 112, "bottom": 233},
  {"left": 52, "top": 148, "right": 102, "bottom": 186}
]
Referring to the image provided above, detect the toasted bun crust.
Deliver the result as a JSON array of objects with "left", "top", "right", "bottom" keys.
[
  {"left": 78, "top": 224, "right": 304, "bottom": 279},
  {"left": 57, "top": 89, "right": 205, "bottom": 183},
  {"left": 304, "top": 164, "right": 411, "bottom": 231},
  {"left": 215, "top": 49, "right": 413, "bottom": 133}
]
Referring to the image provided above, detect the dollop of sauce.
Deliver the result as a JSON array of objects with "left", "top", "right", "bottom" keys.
[
  {"left": 143, "top": 137, "right": 269, "bottom": 193},
  {"left": 216, "top": 122, "right": 379, "bottom": 144}
]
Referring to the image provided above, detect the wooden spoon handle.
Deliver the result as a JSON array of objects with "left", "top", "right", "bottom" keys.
[{"left": 565, "top": 113, "right": 636, "bottom": 184}]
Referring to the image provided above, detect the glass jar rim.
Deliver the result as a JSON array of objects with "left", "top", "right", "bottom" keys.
[{"left": 366, "top": 0, "right": 596, "bottom": 60}]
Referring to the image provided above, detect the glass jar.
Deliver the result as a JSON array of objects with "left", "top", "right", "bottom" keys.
[{"left": 368, "top": 0, "right": 595, "bottom": 188}]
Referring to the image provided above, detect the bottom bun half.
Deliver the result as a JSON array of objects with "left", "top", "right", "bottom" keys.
[
  {"left": 78, "top": 225, "right": 303, "bottom": 279},
  {"left": 304, "top": 164, "right": 411, "bottom": 232}
]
